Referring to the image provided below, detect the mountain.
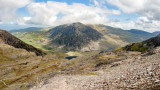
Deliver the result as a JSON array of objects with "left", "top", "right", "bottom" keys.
[
  {"left": 9, "top": 27, "right": 44, "bottom": 33},
  {"left": 127, "top": 29, "right": 155, "bottom": 40},
  {"left": 91, "top": 25, "right": 143, "bottom": 42},
  {"left": 91, "top": 25, "right": 158, "bottom": 42},
  {"left": 0, "top": 29, "right": 45, "bottom": 56},
  {"left": 121, "top": 34, "right": 160, "bottom": 52},
  {"left": 47, "top": 22, "right": 103, "bottom": 51},
  {"left": 90, "top": 25, "right": 159, "bottom": 49},
  {"left": 11, "top": 23, "right": 159, "bottom": 52},
  {"left": 153, "top": 31, "right": 160, "bottom": 36}
]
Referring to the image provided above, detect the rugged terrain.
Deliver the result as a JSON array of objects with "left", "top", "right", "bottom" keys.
[
  {"left": 30, "top": 34, "right": 160, "bottom": 90},
  {"left": 31, "top": 48, "right": 160, "bottom": 90},
  {"left": 0, "top": 29, "right": 160, "bottom": 90}
]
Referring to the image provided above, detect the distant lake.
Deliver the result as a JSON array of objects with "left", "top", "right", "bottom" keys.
[
  {"left": 65, "top": 56, "right": 77, "bottom": 60},
  {"left": 100, "top": 48, "right": 114, "bottom": 52}
]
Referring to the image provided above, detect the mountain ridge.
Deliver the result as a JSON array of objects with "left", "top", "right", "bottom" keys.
[
  {"left": 11, "top": 23, "right": 160, "bottom": 52},
  {"left": 0, "top": 29, "right": 45, "bottom": 56}
]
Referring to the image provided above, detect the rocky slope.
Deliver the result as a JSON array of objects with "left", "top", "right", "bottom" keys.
[
  {"left": 31, "top": 46, "right": 160, "bottom": 90},
  {"left": 0, "top": 29, "right": 45, "bottom": 56}
]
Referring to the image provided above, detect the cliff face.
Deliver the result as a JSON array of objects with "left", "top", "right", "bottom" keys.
[{"left": 0, "top": 29, "right": 45, "bottom": 56}]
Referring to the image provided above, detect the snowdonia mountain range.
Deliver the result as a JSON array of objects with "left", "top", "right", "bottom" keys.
[
  {"left": 1, "top": 0, "right": 160, "bottom": 89},
  {"left": 11, "top": 22, "right": 159, "bottom": 52},
  {"left": 0, "top": 23, "right": 160, "bottom": 90},
  {"left": 1, "top": 26, "right": 160, "bottom": 90}
]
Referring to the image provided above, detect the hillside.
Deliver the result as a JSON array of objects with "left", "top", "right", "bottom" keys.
[
  {"left": 0, "top": 29, "right": 45, "bottom": 56},
  {"left": 90, "top": 25, "right": 156, "bottom": 42}
]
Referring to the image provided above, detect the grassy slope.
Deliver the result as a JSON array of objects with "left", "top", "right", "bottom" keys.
[
  {"left": 89, "top": 25, "right": 149, "bottom": 50},
  {"left": 12, "top": 31, "right": 47, "bottom": 49},
  {"left": 0, "top": 44, "right": 67, "bottom": 90}
]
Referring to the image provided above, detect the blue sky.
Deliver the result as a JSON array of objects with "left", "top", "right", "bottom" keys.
[{"left": 0, "top": 0, "right": 160, "bottom": 32}]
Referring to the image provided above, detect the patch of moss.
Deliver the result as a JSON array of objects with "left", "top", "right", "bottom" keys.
[
  {"left": 83, "top": 72, "right": 98, "bottom": 75},
  {"left": 129, "top": 43, "right": 150, "bottom": 52},
  {"left": 119, "top": 42, "right": 151, "bottom": 52}
]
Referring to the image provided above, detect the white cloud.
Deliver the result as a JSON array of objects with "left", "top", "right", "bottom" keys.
[
  {"left": 108, "top": 16, "right": 160, "bottom": 32},
  {"left": 0, "top": 0, "right": 159, "bottom": 32},
  {"left": 107, "top": 0, "right": 160, "bottom": 20},
  {"left": 26, "top": 1, "right": 120, "bottom": 26},
  {"left": 16, "top": 17, "right": 31, "bottom": 25},
  {"left": 88, "top": 0, "right": 160, "bottom": 32},
  {"left": 107, "top": 0, "right": 146, "bottom": 13},
  {"left": 0, "top": 0, "right": 33, "bottom": 21},
  {"left": 0, "top": 20, "right": 3, "bottom": 24}
]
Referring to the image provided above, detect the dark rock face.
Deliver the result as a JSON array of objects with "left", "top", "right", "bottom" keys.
[
  {"left": 0, "top": 29, "right": 45, "bottom": 56},
  {"left": 143, "top": 34, "right": 160, "bottom": 47},
  {"left": 48, "top": 22, "right": 103, "bottom": 51}
]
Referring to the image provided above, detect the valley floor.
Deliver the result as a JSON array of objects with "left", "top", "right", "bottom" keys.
[{"left": 31, "top": 48, "right": 160, "bottom": 90}]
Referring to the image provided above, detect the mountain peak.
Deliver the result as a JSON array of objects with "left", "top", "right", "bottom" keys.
[
  {"left": 72, "top": 22, "right": 83, "bottom": 25},
  {"left": 48, "top": 23, "right": 103, "bottom": 51},
  {"left": 68, "top": 22, "right": 84, "bottom": 27}
]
